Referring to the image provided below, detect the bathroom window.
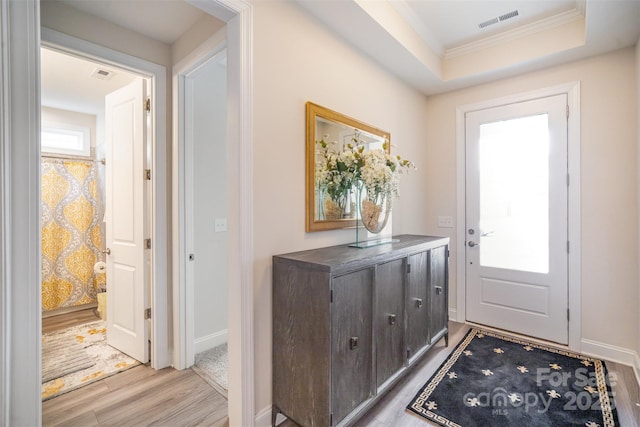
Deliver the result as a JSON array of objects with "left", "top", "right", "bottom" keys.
[{"left": 41, "top": 123, "right": 91, "bottom": 157}]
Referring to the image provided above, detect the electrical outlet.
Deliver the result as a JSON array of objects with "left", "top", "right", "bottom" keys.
[
  {"left": 438, "top": 216, "right": 454, "bottom": 228},
  {"left": 214, "top": 218, "right": 227, "bottom": 232}
]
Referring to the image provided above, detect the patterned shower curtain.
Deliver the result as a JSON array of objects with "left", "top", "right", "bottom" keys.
[{"left": 41, "top": 159, "right": 105, "bottom": 311}]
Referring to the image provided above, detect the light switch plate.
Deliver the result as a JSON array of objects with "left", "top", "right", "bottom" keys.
[
  {"left": 214, "top": 218, "right": 227, "bottom": 232},
  {"left": 438, "top": 216, "right": 454, "bottom": 228}
]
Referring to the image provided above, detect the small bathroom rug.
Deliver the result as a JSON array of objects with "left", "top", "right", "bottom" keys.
[{"left": 42, "top": 320, "right": 140, "bottom": 400}]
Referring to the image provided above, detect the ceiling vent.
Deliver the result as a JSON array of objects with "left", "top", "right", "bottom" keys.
[
  {"left": 90, "top": 68, "right": 115, "bottom": 81},
  {"left": 499, "top": 10, "right": 519, "bottom": 22},
  {"left": 479, "top": 10, "right": 519, "bottom": 29}
]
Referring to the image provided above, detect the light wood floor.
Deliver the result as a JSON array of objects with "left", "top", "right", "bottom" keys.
[
  {"left": 42, "top": 309, "right": 229, "bottom": 427},
  {"left": 278, "top": 322, "right": 640, "bottom": 427},
  {"left": 42, "top": 307, "right": 103, "bottom": 334},
  {"left": 44, "top": 312, "right": 639, "bottom": 427}
]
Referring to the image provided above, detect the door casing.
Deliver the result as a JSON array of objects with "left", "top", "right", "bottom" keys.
[
  {"left": 41, "top": 28, "right": 170, "bottom": 368},
  {"left": 174, "top": 1, "right": 256, "bottom": 425},
  {"left": 455, "top": 82, "right": 582, "bottom": 351},
  {"left": 173, "top": 34, "right": 227, "bottom": 369}
]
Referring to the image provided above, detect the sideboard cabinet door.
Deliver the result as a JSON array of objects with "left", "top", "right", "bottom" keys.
[
  {"left": 375, "top": 259, "right": 405, "bottom": 388},
  {"left": 406, "top": 251, "right": 429, "bottom": 360},
  {"left": 429, "top": 245, "right": 448, "bottom": 343},
  {"left": 331, "top": 268, "right": 374, "bottom": 425}
]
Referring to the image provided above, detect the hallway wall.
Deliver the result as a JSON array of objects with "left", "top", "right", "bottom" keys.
[{"left": 249, "top": 0, "right": 431, "bottom": 415}]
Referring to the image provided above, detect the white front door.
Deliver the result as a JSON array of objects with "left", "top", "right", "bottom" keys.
[
  {"left": 465, "top": 94, "right": 569, "bottom": 344},
  {"left": 105, "top": 78, "right": 149, "bottom": 362}
]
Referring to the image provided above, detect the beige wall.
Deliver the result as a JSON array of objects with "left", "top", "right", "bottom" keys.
[
  {"left": 251, "top": 0, "right": 430, "bottom": 412},
  {"left": 424, "top": 47, "right": 638, "bottom": 352}
]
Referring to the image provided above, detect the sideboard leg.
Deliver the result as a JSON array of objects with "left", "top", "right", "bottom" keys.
[{"left": 445, "top": 332, "right": 449, "bottom": 347}]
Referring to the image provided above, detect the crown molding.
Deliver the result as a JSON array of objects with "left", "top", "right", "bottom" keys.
[
  {"left": 444, "top": 8, "right": 584, "bottom": 60},
  {"left": 386, "top": 0, "right": 444, "bottom": 56}
]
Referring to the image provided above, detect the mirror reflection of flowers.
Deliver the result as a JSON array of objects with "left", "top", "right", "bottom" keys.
[{"left": 316, "top": 134, "right": 358, "bottom": 220}]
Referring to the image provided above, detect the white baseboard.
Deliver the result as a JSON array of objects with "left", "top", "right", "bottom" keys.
[
  {"left": 448, "top": 308, "right": 459, "bottom": 322},
  {"left": 255, "top": 405, "right": 272, "bottom": 427},
  {"left": 194, "top": 329, "right": 228, "bottom": 354},
  {"left": 634, "top": 353, "right": 640, "bottom": 388},
  {"left": 580, "top": 338, "right": 638, "bottom": 367}
]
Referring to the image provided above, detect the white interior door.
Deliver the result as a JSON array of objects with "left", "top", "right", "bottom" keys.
[
  {"left": 105, "top": 78, "right": 149, "bottom": 362},
  {"left": 465, "top": 94, "right": 568, "bottom": 344}
]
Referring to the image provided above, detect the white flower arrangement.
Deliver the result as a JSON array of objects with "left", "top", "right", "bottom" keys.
[{"left": 316, "top": 129, "right": 414, "bottom": 225}]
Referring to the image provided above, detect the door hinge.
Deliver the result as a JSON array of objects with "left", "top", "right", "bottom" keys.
[
  {"left": 567, "top": 308, "right": 570, "bottom": 321},
  {"left": 566, "top": 104, "right": 569, "bottom": 119},
  {"left": 145, "top": 98, "right": 151, "bottom": 113},
  {"left": 330, "top": 289, "right": 333, "bottom": 303},
  {"left": 145, "top": 169, "right": 151, "bottom": 180},
  {"left": 144, "top": 238, "right": 151, "bottom": 249},
  {"left": 144, "top": 308, "right": 151, "bottom": 319},
  {"left": 407, "top": 264, "right": 412, "bottom": 274},
  {"left": 566, "top": 173, "right": 570, "bottom": 186},
  {"left": 567, "top": 241, "right": 570, "bottom": 253}
]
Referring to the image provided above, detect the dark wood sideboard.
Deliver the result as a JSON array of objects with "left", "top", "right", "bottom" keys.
[{"left": 272, "top": 235, "right": 450, "bottom": 427}]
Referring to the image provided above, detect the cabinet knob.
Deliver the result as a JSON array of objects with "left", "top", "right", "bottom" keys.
[
  {"left": 349, "top": 336, "right": 359, "bottom": 350},
  {"left": 435, "top": 286, "right": 443, "bottom": 295},
  {"left": 388, "top": 314, "right": 397, "bottom": 325},
  {"left": 415, "top": 298, "right": 423, "bottom": 308}
]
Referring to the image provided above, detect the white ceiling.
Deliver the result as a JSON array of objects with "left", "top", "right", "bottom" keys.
[
  {"left": 397, "top": 0, "right": 580, "bottom": 53},
  {"left": 41, "top": 47, "right": 139, "bottom": 114}
]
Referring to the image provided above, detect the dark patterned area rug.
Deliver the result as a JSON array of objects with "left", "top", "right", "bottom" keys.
[{"left": 407, "top": 328, "right": 619, "bottom": 426}]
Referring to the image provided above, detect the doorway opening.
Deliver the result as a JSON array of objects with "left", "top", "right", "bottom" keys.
[
  {"left": 181, "top": 48, "right": 230, "bottom": 398},
  {"left": 40, "top": 45, "right": 152, "bottom": 399}
]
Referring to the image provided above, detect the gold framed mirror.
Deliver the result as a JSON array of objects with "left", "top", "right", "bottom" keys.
[{"left": 306, "top": 102, "right": 390, "bottom": 232}]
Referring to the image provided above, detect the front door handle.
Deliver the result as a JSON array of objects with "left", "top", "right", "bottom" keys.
[
  {"left": 102, "top": 248, "right": 111, "bottom": 255},
  {"left": 468, "top": 241, "right": 479, "bottom": 248}
]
